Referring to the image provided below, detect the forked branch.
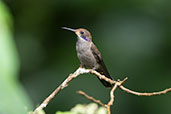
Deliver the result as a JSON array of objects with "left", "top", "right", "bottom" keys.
[{"left": 33, "top": 67, "right": 171, "bottom": 114}]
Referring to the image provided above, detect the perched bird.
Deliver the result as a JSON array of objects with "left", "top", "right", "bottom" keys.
[{"left": 62, "top": 27, "right": 114, "bottom": 87}]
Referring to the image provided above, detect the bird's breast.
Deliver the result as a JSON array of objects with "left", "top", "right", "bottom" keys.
[{"left": 76, "top": 40, "right": 97, "bottom": 68}]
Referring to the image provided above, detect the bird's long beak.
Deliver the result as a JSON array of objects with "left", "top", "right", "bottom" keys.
[{"left": 61, "top": 27, "right": 76, "bottom": 32}]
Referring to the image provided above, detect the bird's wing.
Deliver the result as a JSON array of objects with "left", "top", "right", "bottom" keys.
[
  {"left": 90, "top": 43, "right": 102, "bottom": 63},
  {"left": 90, "top": 42, "right": 113, "bottom": 87},
  {"left": 90, "top": 43, "right": 111, "bottom": 77}
]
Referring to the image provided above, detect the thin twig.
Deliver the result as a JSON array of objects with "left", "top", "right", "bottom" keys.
[
  {"left": 77, "top": 78, "right": 126, "bottom": 114},
  {"left": 106, "top": 84, "right": 117, "bottom": 114},
  {"left": 119, "top": 86, "right": 171, "bottom": 96},
  {"left": 107, "top": 84, "right": 117, "bottom": 106},
  {"left": 77, "top": 90, "right": 107, "bottom": 108}
]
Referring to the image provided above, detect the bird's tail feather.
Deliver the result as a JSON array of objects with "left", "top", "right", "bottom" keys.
[{"left": 97, "top": 70, "right": 114, "bottom": 88}]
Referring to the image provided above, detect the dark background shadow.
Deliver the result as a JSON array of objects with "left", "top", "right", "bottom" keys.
[{"left": 3, "top": 0, "right": 171, "bottom": 114}]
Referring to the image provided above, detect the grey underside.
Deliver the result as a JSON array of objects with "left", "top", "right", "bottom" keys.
[{"left": 76, "top": 37, "right": 113, "bottom": 87}]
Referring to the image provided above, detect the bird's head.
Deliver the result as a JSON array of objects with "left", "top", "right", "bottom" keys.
[{"left": 62, "top": 27, "right": 92, "bottom": 42}]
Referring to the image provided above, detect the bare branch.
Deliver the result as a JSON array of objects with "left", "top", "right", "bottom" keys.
[
  {"left": 77, "top": 78, "right": 127, "bottom": 114},
  {"left": 88, "top": 69, "right": 116, "bottom": 85},
  {"left": 33, "top": 67, "right": 89, "bottom": 114},
  {"left": 107, "top": 84, "right": 117, "bottom": 106},
  {"left": 77, "top": 90, "right": 107, "bottom": 108},
  {"left": 33, "top": 67, "right": 171, "bottom": 114},
  {"left": 119, "top": 86, "right": 171, "bottom": 96},
  {"left": 87, "top": 69, "right": 171, "bottom": 97}
]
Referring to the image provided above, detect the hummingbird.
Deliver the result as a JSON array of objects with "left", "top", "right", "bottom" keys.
[{"left": 62, "top": 27, "right": 114, "bottom": 87}]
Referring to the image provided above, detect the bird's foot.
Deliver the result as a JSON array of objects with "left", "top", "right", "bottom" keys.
[{"left": 79, "top": 64, "right": 85, "bottom": 68}]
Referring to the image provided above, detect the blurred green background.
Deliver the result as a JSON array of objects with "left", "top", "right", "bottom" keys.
[{"left": 1, "top": 0, "right": 171, "bottom": 114}]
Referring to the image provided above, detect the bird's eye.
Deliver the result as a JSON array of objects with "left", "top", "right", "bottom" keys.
[{"left": 80, "top": 31, "right": 84, "bottom": 34}]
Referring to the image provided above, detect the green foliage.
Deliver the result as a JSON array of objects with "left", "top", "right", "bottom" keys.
[
  {"left": 56, "top": 111, "right": 76, "bottom": 114},
  {"left": 56, "top": 103, "right": 107, "bottom": 114},
  {"left": 0, "top": 1, "right": 32, "bottom": 114}
]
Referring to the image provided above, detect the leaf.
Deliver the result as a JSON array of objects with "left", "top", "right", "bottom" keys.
[{"left": 0, "top": 1, "right": 33, "bottom": 114}]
